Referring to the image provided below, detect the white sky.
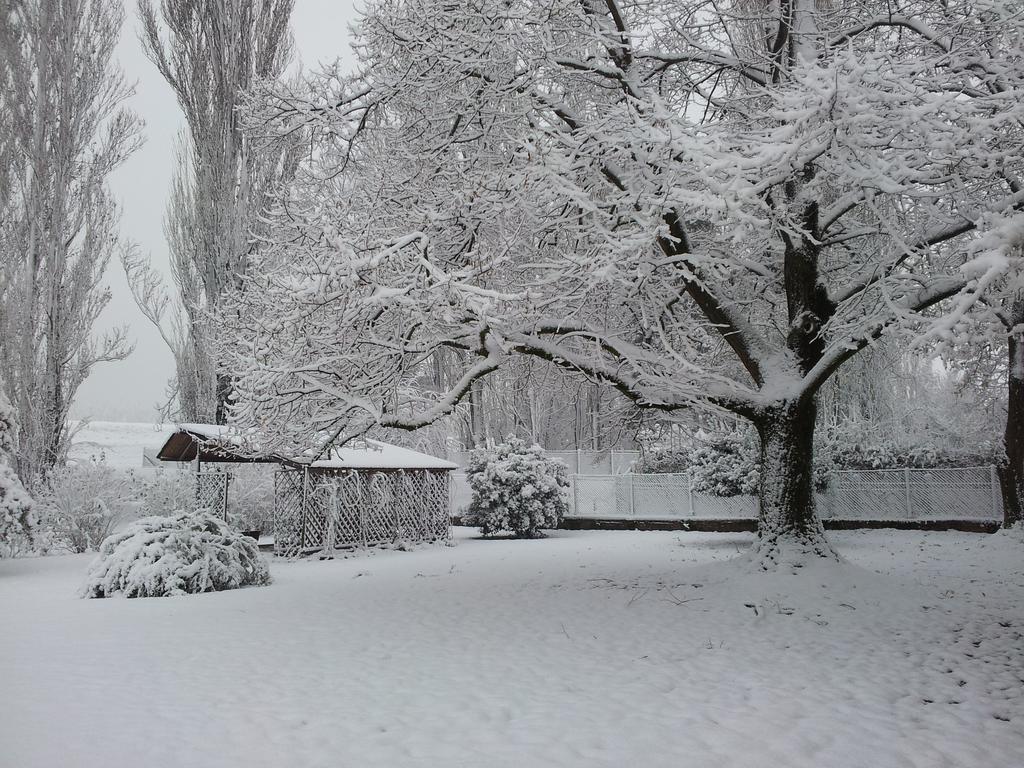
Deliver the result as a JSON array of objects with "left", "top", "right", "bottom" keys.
[{"left": 71, "top": 0, "right": 361, "bottom": 422}]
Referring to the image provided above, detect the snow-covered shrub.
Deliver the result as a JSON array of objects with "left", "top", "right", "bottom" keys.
[
  {"left": 35, "top": 462, "right": 140, "bottom": 553},
  {"left": 634, "top": 449, "right": 690, "bottom": 475},
  {"left": 82, "top": 511, "right": 272, "bottom": 598},
  {"left": 466, "top": 437, "right": 569, "bottom": 537},
  {"left": 137, "top": 468, "right": 196, "bottom": 515},
  {"left": 687, "top": 433, "right": 761, "bottom": 496},
  {"left": 0, "top": 393, "right": 34, "bottom": 557},
  {"left": 34, "top": 465, "right": 203, "bottom": 554}
]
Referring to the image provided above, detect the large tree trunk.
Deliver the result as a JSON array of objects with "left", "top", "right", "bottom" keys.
[
  {"left": 215, "top": 373, "right": 232, "bottom": 426},
  {"left": 750, "top": 398, "right": 837, "bottom": 567},
  {"left": 999, "top": 306, "right": 1024, "bottom": 528}
]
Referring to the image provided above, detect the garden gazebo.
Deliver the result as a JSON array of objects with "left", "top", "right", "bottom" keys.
[{"left": 155, "top": 425, "right": 456, "bottom": 556}]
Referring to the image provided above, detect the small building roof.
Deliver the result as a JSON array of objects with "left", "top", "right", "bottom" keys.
[
  {"left": 155, "top": 424, "right": 456, "bottom": 471},
  {"left": 154, "top": 424, "right": 265, "bottom": 463}
]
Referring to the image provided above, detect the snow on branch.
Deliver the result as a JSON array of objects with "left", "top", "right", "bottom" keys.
[{"left": 221, "top": 0, "right": 1024, "bottom": 446}]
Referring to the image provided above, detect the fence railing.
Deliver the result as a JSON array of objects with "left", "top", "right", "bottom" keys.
[{"left": 567, "top": 466, "right": 1002, "bottom": 521}]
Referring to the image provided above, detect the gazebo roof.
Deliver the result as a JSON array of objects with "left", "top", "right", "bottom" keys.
[{"left": 155, "top": 424, "right": 456, "bottom": 471}]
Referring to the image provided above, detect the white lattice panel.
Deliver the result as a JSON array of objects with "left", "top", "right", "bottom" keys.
[
  {"left": 273, "top": 468, "right": 452, "bottom": 555},
  {"left": 195, "top": 472, "right": 229, "bottom": 518}
]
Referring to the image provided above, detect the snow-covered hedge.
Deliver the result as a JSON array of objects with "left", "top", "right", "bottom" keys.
[
  {"left": 637, "top": 429, "right": 994, "bottom": 496},
  {"left": 826, "top": 440, "right": 1002, "bottom": 470},
  {"left": 467, "top": 437, "right": 569, "bottom": 537},
  {"left": 82, "top": 511, "right": 271, "bottom": 598}
]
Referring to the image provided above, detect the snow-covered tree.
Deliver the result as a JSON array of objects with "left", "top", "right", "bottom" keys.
[
  {"left": 125, "top": 0, "right": 299, "bottom": 423},
  {"left": 931, "top": 278, "right": 1024, "bottom": 527},
  {"left": 986, "top": 302, "right": 1024, "bottom": 527},
  {"left": 225, "top": 0, "right": 1024, "bottom": 566},
  {"left": 467, "top": 437, "right": 569, "bottom": 537},
  {"left": 0, "top": 0, "right": 139, "bottom": 481}
]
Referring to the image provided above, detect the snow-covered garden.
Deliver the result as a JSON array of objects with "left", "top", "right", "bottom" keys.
[
  {"left": 2, "top": 528, "right": 1022, "bottom": 768},
  {"left": 4, "top": 1, "right": 1024, "bottom": 766}
]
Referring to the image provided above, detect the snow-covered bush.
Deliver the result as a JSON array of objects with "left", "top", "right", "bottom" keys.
[
  {"left": 35, "top": 463, "right": 141, "bottom": 553},
  {"left": 638, "top": 433, "right": 763, "bottom": 497},
  {"left": 34, "top": 464, "right": 202, "bottom": 554},
  {"left": 137, "top": 468, "right": 197, "bottom": 515},
  {"left": 82, "top": 511, "right": 272, "bottom": 598},
  {"left": 687, "top": 433, "right": 761, "bottom": 497},
  {"left": 634, "top": 449, "right": 691, "bottom": 475},
  {"left": 466, "top": 437, "right": 569, "bottom": 537},
  {"left": 0, "top": 393, "right": 34, "bottom": 557}
]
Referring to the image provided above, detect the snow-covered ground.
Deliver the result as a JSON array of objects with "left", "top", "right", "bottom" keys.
[
  {"left": 1, "top": 528, "right": 1022, "bottom": 768},
  {"left": 67, "top": 421, "right": 172, "bottom": 469}
]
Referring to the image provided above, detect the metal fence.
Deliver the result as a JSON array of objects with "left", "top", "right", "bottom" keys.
[{"left": 568, "top": 466, "right": 1002, "bottom": 521}]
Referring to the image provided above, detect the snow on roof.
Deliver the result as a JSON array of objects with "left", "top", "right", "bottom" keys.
[
  {"left": 310, "top": 440, "right": 457, "bottom": 471},
  {"left": 176, "top": 423, "right": 233, "bottom": 441}
]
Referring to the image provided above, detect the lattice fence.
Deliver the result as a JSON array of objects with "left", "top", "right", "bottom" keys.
[
  {"left": 273, "top": 470, "right": 304, "bottom": 557},
  {"left": 569, "top": 467, "right": 1001, "bottom": 521},
  {"left": 195, "top": 472, "right": 230, "bottom": 519},
  {"left": 273, "top": 468, "right": 452, "bottom": 556}
]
